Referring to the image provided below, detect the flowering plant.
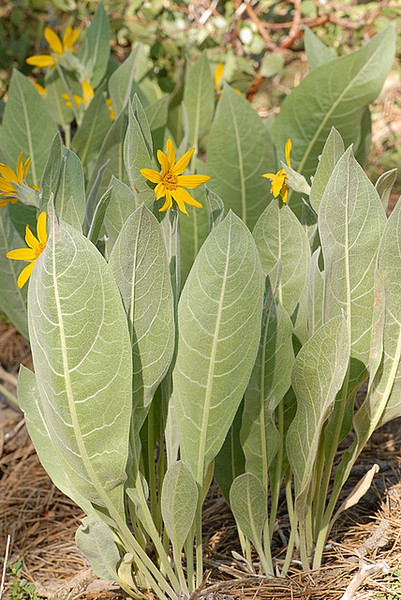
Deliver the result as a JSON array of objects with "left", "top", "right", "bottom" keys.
[{"left": 0, "top": 7, "right": 399, "bottom": 599}]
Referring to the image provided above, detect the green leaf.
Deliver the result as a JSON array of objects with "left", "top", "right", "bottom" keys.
[
  {"left": 214, "top": 402, "right": 245, "bottom": 502},
  {"left": 319, "top": 147, "right": 386, "bottom": 386},
  {"left": 253, "top": 201, "right": 310, "bottom": 320},
  {"left": 78, "top": 1, "right": 111, "bottom": 87},
  {"left": 206, "top": 85, "right": 275, "bottom": 229},
  {"left": 173, "top": 211, "right": 264, "bottom": 483},
  {"left": 87, "top": 184, "right": 113, "bottom": 244},
  {"left": 354, "top": 198, "right": 401, "bottom": 438},
  {"left": 309, "top": 127, "right": 345, "bottom": 214},
  {"left": 161, "top": 460, "right": 198, "bottom": 552},
  {"left": 304, "top": 26, "right": 335, "bottom": 72},
  {"left": 272, "top": 26, "right": 396, "bottom": 182},
  {"left": 27, "top": 213, "right": 132, "bottom": 505},
  {"left": 183, "top": 52, "right": 215, "bottom": 146},
  {"left": 109, "top": 205, "right": 175, "bottom": 419},
  {"left": 71, "top": 84, "right": 112, "bottom": 165},
  {"left": 205, "top": 186, "right": 224, "bottom": 231},
  {"left": 375, "top": 168, "right": 397, "bottom": 213},
  {"left": 307, "top": 248, "right": 324, "bottom": 336},
  {"left": 229, "top": 472, "right": 267, "bottom": 548},
  {"left": 241, "top": 299, "right": 294, "bottom": 487},
  {"left": 55, "top": 148, "right": 86, "bottom": 230},
  {"left": 44, "top": 70, "right": 74, "bottom": 127},
  {"left": 259, "top": 53, "right": 284, "bottom": 78},
  {"left": 0, "top": 69, "right": 58, "bottom": 187},
  {"left": 108, "top": 46, "right": 143, "bottom": 119},
  {"left": 104, "top": 176, "right": 138, "bottom": 250},
  {"left": 145, "top": 95, "right": 169, "bottom": 153},
  {"left": 124, "top": 96, "right": 155, "bottom": 207},
  {"left": 0, "top": 207, "right": 28, "bottom": 338},
  {"left": 286, "top": 314, "right": 349, "bottom": 517},
  {"left": 179, "top": 186, "right": 210, "bottom": 286},
  {"left": 76, "top": 517, "right": 120, "bottom": 580},
  {"left": 40, "top": 132, "right": 63, "bottom": 209}
]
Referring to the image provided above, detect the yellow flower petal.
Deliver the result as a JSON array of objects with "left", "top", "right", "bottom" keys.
[
  {"left": 157, "top": 150, "right": 170, "bottom": 175},
  {"left": 37, "top": 212, "right": 47, "bottom": 244},
  {"left": 81, "top": 80, "right": 94, "bottom": 107},
  {"left": 176, "top": 174, "right": 211, "bottom": 189},
  {"left": 17, "top": 261, "right": 36, "bottom": 289},
  {"left": 172, "top": 147, "right": 195, "bottom": 175},
  {"left": 285, "top": 139, "right": 292, "bottom": 167},
  {"left": 33, "top": 82, "right": 46, "bottom": 95},
  {"left": 270, "top": 173, "right": 286, "bottom": 197},
  {"left": 0, "top": 164, "right": 18, "bottom": 184},
  {"left": 140, "top": 168, "right": 162, "bottom": 184},
  {"left": 155, "top": 182, "right": 166, "bottom": 200},
  {"left": 23, "top": 157, "right": 31, "bottom": 180},
  {"left": 16, "top": 152, "right": 24, "bottom": 184},
  {"left": 0, "top": 197, "right": 11, "bottom": 208},
  {"left": 26, "top": 54, "right": 56, "bottom": 67},
  {"left": 282, "top": 184, "right": 288, "bottom": 203},
  {"left": 214, "top": 63, "right": 224, "bottom": 90},
  {"left": 44, "top": 27, "right": 63, "bottom": 54},
  {"left": 261, "top": 173, "right": 276, "bottom": 180},
  {"left": 166, "top": 139, "right": 175, "bottom": 169},
  {"left": 25, "top": 224, "right": 40, "bottom": 251},
  {"left": 172, "top": 186, "right": 203, "bottom": 209},
  {"left": 63, "top": 26, "right": 80, "bottom": 51},
  {"left": 159, "top": 192, "right": 173, "bottom": 213},
  {"left": 6, "top": 248, "right": 36, "bottom": 261}
]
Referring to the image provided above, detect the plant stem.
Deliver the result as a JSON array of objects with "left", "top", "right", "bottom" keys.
[
  {"left": 185, "top": 531, "right": 195, "bottom": 593},
  {"left": 269, "top": 403, "right": 284, "bottom": 540},
  {"left": 195, "top": 501, "right": 203, "bottom": 589},
  {"left": 0, "top": 383, "right": 19, "bottom": 407}
]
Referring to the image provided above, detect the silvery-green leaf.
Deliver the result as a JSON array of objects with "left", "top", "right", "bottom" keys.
[
  {"left": 44, "top": 70, "right": 73, "bottom": 127},
  {"left": 124, "top": 96, "right": 155, "bottom": 207},
  {"left": 304, "top": 26, "right": 336, "bottom": 72},
  {"left": 109, "top": 46, "right": 142, "bottom": 119},
  {"left": 309, "top": 127, "right": 345, "bottom": 213},
  {"left": 0, "top": 208, "right": 28, "bottom": 338},
  {"left": 179, "top": 186, "right": 210, "bottom": 286},
  {"left": 205, "top": 186, "right": 224, "bottom": 232},
  {"left": 0, "top": 69, "right": 58, "bottom": 187},
  {"left": 241, "top": 300, "right": 294, "bottom": 486},
  {"left": 354, "top": 199, "right": 401, "bottom": 438},
  {"left": 319, "top": 147, "right": 386, "bottom": 387},
  {"left": 206, "top": 85, "right": 275, "bottom": 229},
  {"left": 109, "top": 205, "right": 175, "bottom": 418},
  {"left": 71, "top": 84, "right": 112, "bottom": 165},
  {"left": 87, "top": 185, "right": 113, "bottom": 244},
  {"left": 183, "top": 51, "right": 214, "bottom": 146},
  {"left": 78, "top": 1, "right": 110, "bottom": 87},
  {"left": 253, "top": 201, "right": 310, "bottom": 320},
  {"left": 55, "top": 147, "right": 86, "bottom": 230},
  {"left": 76, "top": 516, "right": 120, "bottom": 580},
  {"left": 173, "top": 211, "right": 264, "bottom": 483},
  {"left": 307, "top": 248, "right": 324, "bottom": 336},
  {"left": 161, "top": 461, "right": 198, "bottom": 552},
  {"left": 145, "top": 95, "right": 169, "bottom": 152},
  {"left": 375, "top": 168, "right": 397, "bottom": 213},
  {"left": 85, "top": 160, "right": 110, "bottom": 235},
  {"left": 40, "top": 132, "right": 63, "bottom": 209},
  {"left": 104, "top": 176, "right": 137, "bottom": 250},
  {"left": 272, "top": 26, "right": 395, "bottom": 183},
  {"left": 214, "top": 403, "right": 245, "bottom": 502},
  {"left": 286, "top": 314, "right": 349, "bottom": 517},
  {"left": 229, "top": 473, "right": 267, "bottom": 549},
  {"left": 28, "top": 214, "right": 132, "bottom": 505}
]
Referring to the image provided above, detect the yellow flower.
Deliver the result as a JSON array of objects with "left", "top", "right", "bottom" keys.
[
  {"left": 33, "top": 81, "right": 46, "bottom": 95},
  {"left": 140, "top": 139, "right": 210, "bottom": 216},
  {"left": 7, "top": 212, "right": 47, "bottom": 288},
  {"left": 214, "top": 63, "right": 224, "bottom": 92},
  {"left": 0, "top": 152, "right": 39, "bottom": 208},
  {"left": 62, "top": 80, "right": 94, "bottom": 109},
  {"left": 26, "top": 25, "right": 80, "bottom": 68},
  {"left": 106, "top": 98, "right": 115, "bottom": 120},
  {"left": 262, "top": 139, "right": 292, "bottom": 203}
]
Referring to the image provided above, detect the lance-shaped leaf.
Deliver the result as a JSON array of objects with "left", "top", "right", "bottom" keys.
[
  {"left": 309, "top": 127, "right": 344, "bottom": 214},
  {"left": 0, "top": 69, "right": 58, "bottom": 187},
  {"left": 241, "top": 299, "right": 294, "bottom": 487},
  {"left": 76, "top": 516, "right": 121, "bottom": 580},
  {"left": 109, "top": 205, "right": 175, "bottom": 418},
  {"left": 0, "top": 208, "right": 28, "bottom": 339},
  {"left": 179, "top": 186, "right": 210, "bottom": 286},
  {"left": 304, "top": 26, "right": 336, "bottom": 72},
  {"left": 375, "top": 168, "right": 397, "bottom": 213},
  {"left": 55, "top": 147, "right": 86, "bottom": 230},
  {"left": 183, "top": 51, "right": 215, "bottom": 146},
  {"left": 206, "top": 85, "right": 275, "bottom": 229},
  {"left": 253, "top": 201, "right": 310, "bottom": 321},
  {"left": 104, "top": 177, "right": 138, "bottom": 249},
  {"left": 354, "top": 199, "right": 401, "bottom": 440},
  {"left": 272, "top": 26, "right": 395, "bottom": 182},
  {"left": 40, "top": 132, "right": 63, "bottom": 209},
  {"left": 215, "top": 402, "right": 245, "bottom": 502},
  {"left": 230, "top": 473, "right": 268, "bottom": 555},
  {"left": 286, "top": 314, "right": 349, "bottom": 517},
  {"left": 205, "top": 186, "right": 225, "bottom": 232},
  {"left": 109, "top": 45, "right": 145, "bottom": 119},
  {"left": 78, "top": 1, "right": 110, "bottom": 88},
  {"left": 161, "top": 460, "right": 198, "bottom": 553},
  {"left": 307, "top": 248, "right": 324, "bottom": 337},
  {"left": 319, "top": 147, "right": 386, "bottom": 386},
  {"left": 173, "top": 211, "right": 264, "bottom": 483},
  {"left": 28, "top": 214, "right": 133, "bottom": 505}
]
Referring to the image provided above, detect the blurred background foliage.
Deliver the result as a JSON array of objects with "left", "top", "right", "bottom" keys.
[{"left": 0, "top": 0, "right": 400, "bottom": 183}]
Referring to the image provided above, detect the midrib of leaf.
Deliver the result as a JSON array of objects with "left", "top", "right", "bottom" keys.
[
  {"left": 296, "top": 44, "right": 382, "bottom": 176},
  {"left": 196, "top": 232, "right": 231, "bottom": 485},
  {"left": 230, "top": 102, "right": 246, "bottom": 224},
  {"left": 257, "top": 312, "right": 269, "bottom": 490},
  {"left": 16, "top": 77, "right": 37, "bottom": 186},
  {"left": 129, "top": 211, "right": 142, "bottom": 346},
  {"left": 246, "top": 478, "right": 259, "bottom": 543},
  {"left": 0, "top": 218, "right": 27, "bottom": 320}
]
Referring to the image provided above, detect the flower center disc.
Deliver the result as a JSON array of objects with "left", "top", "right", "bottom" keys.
[
  {"left": 35, "top": 242, "right": 46, "bottom": 259},
  {"left": 162, "top": 172, "right": 178, "bottom": 190}
]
